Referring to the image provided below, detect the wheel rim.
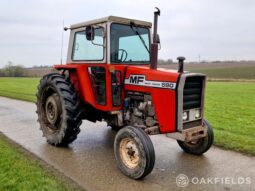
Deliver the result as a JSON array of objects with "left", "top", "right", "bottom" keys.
[
  {"left": 119, "top": 138, "right": 140, "bottom": 169},
  {"left": 45, "top": 94, "right": 61, "bottom": 126}
]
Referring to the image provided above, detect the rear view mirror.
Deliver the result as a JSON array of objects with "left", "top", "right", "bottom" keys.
[{"left": 85, "top": 26, "right": 95, "bottom": 41}]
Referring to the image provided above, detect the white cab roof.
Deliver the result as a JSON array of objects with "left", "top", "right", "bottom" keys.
[{"left": 70, "top": 16, "right": 152, "bottom": 29}]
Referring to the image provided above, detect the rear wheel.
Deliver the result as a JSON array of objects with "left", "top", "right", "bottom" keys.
[
  {"left": 177, "top": 119, "right": 214, "bottom": 155},
  {"left": 36, "top": 73, "right": 83, "bottom": 146},
  {"left": 114, "top": 126, "right": 155, "bottom": 179}
]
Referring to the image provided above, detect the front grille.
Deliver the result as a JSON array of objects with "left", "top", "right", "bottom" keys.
[{"left": 183, "top": 76, "right": 203, "bottom": 110}]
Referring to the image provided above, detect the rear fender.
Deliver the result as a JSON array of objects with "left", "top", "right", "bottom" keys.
[
  {"left": 54, "top": 64, "right": 112, "bottom": 111},
  {"left": 54, "top": 64, "right": 83, "bottom": 100}
]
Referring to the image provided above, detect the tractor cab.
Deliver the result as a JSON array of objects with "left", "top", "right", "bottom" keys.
[{"left": 66, "top": 16, "right": 152, "bottom": 65}]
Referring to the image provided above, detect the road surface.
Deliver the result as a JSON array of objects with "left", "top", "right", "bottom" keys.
[{"left": 0, "top": 96, "right": 254, "bottom": 191}]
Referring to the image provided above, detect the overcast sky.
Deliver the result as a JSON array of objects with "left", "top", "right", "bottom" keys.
[{"left": 0, "top": 0, "right": 255, "bottom": 67}]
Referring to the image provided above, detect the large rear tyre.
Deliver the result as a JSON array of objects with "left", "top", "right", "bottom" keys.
[
  {"left": 36, "top": 73, "right": 83, "bottom": 146},
  {"left": 177, "top": 119, "right": 214, "bottom": 155},
  {"left": 114, "top": 126, "right": 155, "bottom": 179}
]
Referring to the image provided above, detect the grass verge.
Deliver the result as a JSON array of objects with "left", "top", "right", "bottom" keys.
[{"left": 0, "top": 133, "right": 82, "bottom": 191}]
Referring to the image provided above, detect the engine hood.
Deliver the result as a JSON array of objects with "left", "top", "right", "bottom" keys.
[{"left": 124, "top": 66, "right": 180, "bottom": 90}]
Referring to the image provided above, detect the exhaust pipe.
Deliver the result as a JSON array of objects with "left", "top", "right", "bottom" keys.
[
  {"left": 150, "top": 43, "right": 158, "bottom": 69},
  {"left": 153, "top": 7, "right": 160, "bottom": 43},
  {"left": 150, "top": 7, "right": 160, "bottom": 70}
]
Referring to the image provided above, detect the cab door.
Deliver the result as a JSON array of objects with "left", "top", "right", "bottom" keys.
[
  {"left": 111, "top": 69, "right": 122, "bottom": 107},
  {"left": 87, "top": 65, "right": 123, "bottom": 111},
  {"left": 87, "top": 66, "right": 107, "bottom": 106}
]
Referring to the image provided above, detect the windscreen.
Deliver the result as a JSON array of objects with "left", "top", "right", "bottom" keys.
[{"left": 110, "top": 23, "right": 150, "bottom": 64}]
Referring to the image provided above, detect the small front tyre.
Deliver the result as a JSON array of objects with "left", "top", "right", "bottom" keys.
[
  {"left": 177, "top": 119, "right": 214, "bottom": 155},
  {"left": 114, "top": 126, "right": 155, "bottom": 179}
]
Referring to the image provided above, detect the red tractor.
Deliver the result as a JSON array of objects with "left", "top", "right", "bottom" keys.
[{"left": 36, "top": 8, "right": 213, "bottom": 179}]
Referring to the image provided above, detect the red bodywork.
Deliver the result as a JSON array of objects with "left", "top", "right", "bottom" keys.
[{"left": 55, "top": 64, "right": 180, "bottom": 134}]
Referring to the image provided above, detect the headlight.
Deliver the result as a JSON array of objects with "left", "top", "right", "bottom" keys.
[
  {"left": 183, "top": 111, "right": 188, "bottom": 121},
  {"left": 195, "top": 109, "right": 201, "bottom": 118}
]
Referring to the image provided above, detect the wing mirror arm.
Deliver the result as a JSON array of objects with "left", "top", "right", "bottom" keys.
[{"left": 85, "top": 25, "right": 106, "bottom": 47}]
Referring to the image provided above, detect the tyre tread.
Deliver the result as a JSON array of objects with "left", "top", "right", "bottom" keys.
[{"left": 36, "top": 73, "right": 83, "bottom": 146}]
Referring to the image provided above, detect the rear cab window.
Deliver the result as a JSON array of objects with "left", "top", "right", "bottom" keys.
[{"left": 72, "top": 27, "right": 104, "bottom": 61}]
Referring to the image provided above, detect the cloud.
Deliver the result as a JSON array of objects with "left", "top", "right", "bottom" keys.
[{"left": 0, "top": 0, "right": 255, "bottom": 67}]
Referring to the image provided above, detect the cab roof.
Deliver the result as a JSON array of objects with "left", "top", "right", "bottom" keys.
[{"left": 70, "top": 15, "right": 152, "bottom": 29}]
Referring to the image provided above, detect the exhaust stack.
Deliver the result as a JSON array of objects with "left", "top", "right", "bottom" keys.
[{"left": 150, "top": 7, "right": 160, "bottom": 70}]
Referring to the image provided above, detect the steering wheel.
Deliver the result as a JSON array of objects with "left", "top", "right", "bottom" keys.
[{"left": 118, "top": 49, "right": 128, "bottom": 62}]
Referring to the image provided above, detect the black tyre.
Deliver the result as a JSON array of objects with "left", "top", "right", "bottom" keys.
[
  {"left": 36, "top": 73, "right": 83, "bottom": 146},
  {"left": 114, "top": 126, "right": 155, "bottom": 179},
  {"left": 111, "top": 125, "right": 122, "bottom": 132},
  {"left": 177, "top": 119, "right": 214, "bottom": 155}
]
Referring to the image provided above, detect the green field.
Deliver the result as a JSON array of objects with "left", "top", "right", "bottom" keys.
[
  {"left": 205, "top": 82, "right": 255, "bottom": 155},
  {"left": 0, "top": 77, "right": 39, "bottom": 102},
  {"left": 0, "top": 77, "right": 254, "bottom": 155},
  {"left": 187, "top": 66, "right": 255, "bottom": 80},
  {"left": 0, "top": 135, "right": 70, "bottom": 191},
  {"left": 162, "top": 62, "right": 255, "bottom": 80}
]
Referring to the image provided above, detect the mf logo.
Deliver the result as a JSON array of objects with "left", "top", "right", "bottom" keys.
[{"left": 129, "top": 75, "right": 145, "bottom": 84}]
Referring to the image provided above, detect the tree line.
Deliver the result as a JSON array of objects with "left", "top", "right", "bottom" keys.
[{"left": 0, "top": 62, "right": 25, "bottom": 77}]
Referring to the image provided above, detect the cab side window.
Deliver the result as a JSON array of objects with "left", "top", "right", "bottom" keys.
[
  {"left": 72, "top": 28, "right": 104, "bottom": 61},
  {"left": 88, "top": 66, "right": 106, "bottom": 105}
]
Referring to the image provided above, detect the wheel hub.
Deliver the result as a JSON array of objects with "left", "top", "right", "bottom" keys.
[
  {"left": 119, "top": 138, "right": 140, "bottom": 169},
  {"left": 45, "top": 94, "right": 61, "bottom": 125}
]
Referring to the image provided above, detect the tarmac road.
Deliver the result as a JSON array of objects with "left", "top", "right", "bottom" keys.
[{"left": 0, "top": 96, "right": 254, "bottom": 191}]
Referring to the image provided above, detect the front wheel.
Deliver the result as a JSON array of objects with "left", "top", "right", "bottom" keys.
[
  {"left": 177, "top": 119, "right": 214, "bottom": 155},
  {"left": 114, "top": 126, "right": 155, "bottom": 179}
]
